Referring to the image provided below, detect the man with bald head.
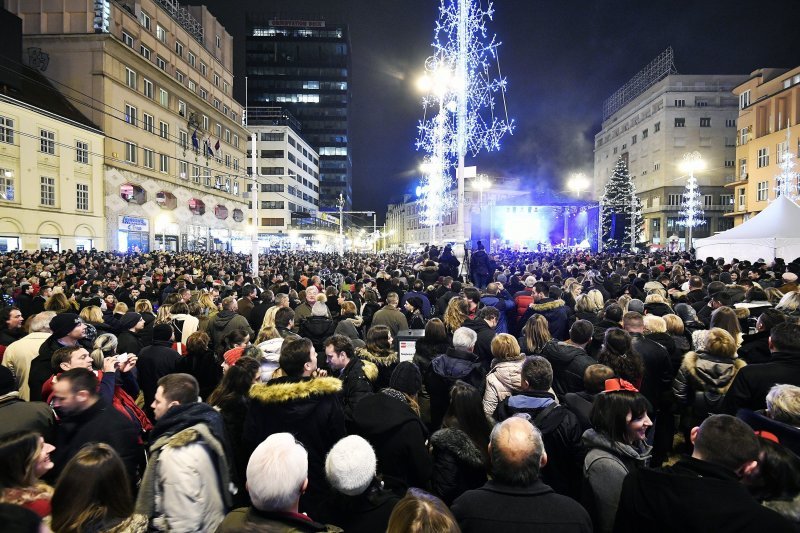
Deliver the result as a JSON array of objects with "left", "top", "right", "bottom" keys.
[{"left": 451, "top": 417, "right": 592, "bottom": 532}]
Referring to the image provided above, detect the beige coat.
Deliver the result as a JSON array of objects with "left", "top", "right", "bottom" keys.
[
  {"left": 483, "top": 357, "right": 525, "bottom": 417},
  {"left": 1, "top": 332, "right": 51, "bottom": 401}
]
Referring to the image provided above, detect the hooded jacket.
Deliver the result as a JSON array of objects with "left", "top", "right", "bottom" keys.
[
  {"left": 417, "top": 264, "right": 441, "bottom": 288},
  {"left": 245, "top": 376, "right": 346, "bottom": 515},
  {"left": 480, "top": 290, "right": 515, "bottom": 334},
  {"left": 350, "top": 390, "right": 432, "bottom": 490},
  {"left": 521, "top": 299, "right": 570, "bottom": 341},
  {"left": 426, "top": 347, "right": 486, "bottom": 431},
  {"left": 737, "top": 408, "right": 800, "bottom": 456},
  {"left": 582, "top": 429, "right": 652, "bottom": 533},
  {"left": 256, "top": 337, "right": 283, "bottom": 381},
  {"left": 541, "top": 341, "right": 598, "bottom": 396},
  {"left": 430, "top": 427, "right": 487, "bottom": 505},
  {"left": 337, "top": 356, "right": 375, "bottom": 423},
  {"left": 672, "top": 350, "right": 746, "bottom": 414},
  {"left": 483, "top": 356, "right": 525, "bottom": 417},
  {"left": 355, "top": 347, "right": 398, "bottom": 391},
  {"left": 299, "top": 316, "right": 337, "bottom": 354},
  {"left": 206, "top": 310, "right": 253, "bottom": 354}
]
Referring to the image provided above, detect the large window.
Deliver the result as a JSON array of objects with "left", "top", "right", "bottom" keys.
[
  {"left": 125, "top": 104, "right": 137, "bottom": 126},
  {"left": 159, "top": 121, "right": 169, "bottom": 139},
  {"left": 159, "top": 88, "right": 169, "bottom": 107},
  {"left": 0, "top": 116, "right": 14, "bottom": 144},
  {"left": 125, "top": 141, "right": 137, "bottom": 164},
  {"left": 739, "top": 90, "right": 750, "bottom": 109},
  {"left": 674, "top": 118, "right": 685, "bottom": 128},
  {"left": 142, "top": 113, "right": 154, "bottom": 134},
  {"left": 76, "top": 183, "right": 89, "bottom": 211},
  {"left": 159, "top": 153, "right": 169, "bottom": 173},
  {"left": 143, "top": 78, "right": 153, "bottom": 98},
  {"left": 120, "top": 183, "right": 146, "bottom": 204},
  {"left": 667, "top": 194, "right": 682, "bottom": 206},
  {"left": 125, "top": 67, "right": 137, "bottom": 89},
  {"left": 76, "top": 140, "right": 89, "bottom": 164},
  {"left": 700, "top": 117, "right": 711, "bottom": 127},
  {"left": 0, "top": 170, "right": 15, "bottom": 201},
  {"left": 757, "top": 148, "right": 769, "bottom": 168},
  {"left": 757, "top": 181, "right": 768, "bottom": 201},
  {"left": 39, "top": 129, "right": 55, "bottom": 154},
  {"left": 156, "top": 24, "right": 167, "bottom": 43},
  {"left": 143, "top": 148, "right": 154, "bottom": 169},
  {"left": 40, "top": 176, "right": 55, "bottom": 206}
]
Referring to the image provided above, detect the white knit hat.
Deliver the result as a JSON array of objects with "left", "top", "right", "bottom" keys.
[{"left": 325, "top": 435, "right": 376, "bottom": 496}]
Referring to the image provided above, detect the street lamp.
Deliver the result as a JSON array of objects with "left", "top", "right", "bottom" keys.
[
  {"left": 679, "top": 151, "right": 706, "bottom": 252},
  {"left": 567, "top": 173, "right": 590, "bottom": 196}
]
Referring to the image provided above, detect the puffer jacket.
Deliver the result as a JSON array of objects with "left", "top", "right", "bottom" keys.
[
  {"left": 483, "top": 356, "right": 524, "bottom": 417},
  {"left": 355, "top": 347, "right": 398, "bottom": 390},
  {"left": 334, "top": 316, "right": 365, "bottom": 348},
  {"left": 520, "top": 299, "right": 570, "bottom": 340},
  {"left": 299, "top": 316, "right": 336, "bottom": 355},
  {"left": 541, "top": 341, "right": 598, "bottom": 396},
  {"left": 430, "top": 427, "right": 487, "bottom": 505},
  {"left": 582, "top": 429, "right": 652, "bottom": 533},
  {"left": 672, "top": 350, "right": 746, "bottom": 415},
  {"left": 426, "top": 347, "right": 486, "bottom": 430}
]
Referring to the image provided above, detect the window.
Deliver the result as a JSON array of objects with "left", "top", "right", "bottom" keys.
[
  {"left": 738, "top": 188, "right": 746, "bottom": 209},
  {"left": 724, "top": 160, "right": 734, "bottom": 168},
  {"left": 720, "top": 194, "right": 733, "bottom": 206},
  {"left": 179, "top": 130, "right": 188, "bottom": 150},
  {"left": 696, "top": 100, "right": 708, "bottom": 107},
  {"left": 200, "top": 62, "right": 207, "bottom": 76},
  {"left": 143, "top": 78, "right": 153, "bottom": 98},
  {"left": 188, "top": 52, "right": 196, "bottom": 67},
  {"left": 140, "top": 45, "right": 151, "bottom": 60},
  {"left": 213, "top": 98, "right": 220, "bottom": 110},
  {"left": 674, "top": 99, "right": 685, "bottom": 107},
  {"left": 188, "top": 80, "right": 196, "bottom": 92},
  {"left": 261, "top": 150, "right": 284, "bottom": 158},
  {"left": 122, "top": 31, "right": 134, "bottom": 48},
  {"left": 261, "top": 201, "right": 285, "bottom": 209},
  {"left": 199, "top": 88, "right": 207, "bottom": 100},
  {"left": 739, "top": 90, "right": 751, "bottom": 109},
  {"left": 667, "top": 194, "right": 682, "bottom": 206},
  {"left": 156, "top": 56, "right": 167, "bottom": 71},
  {"left": 213, "top": 73, "right": 220, "bottom": 87},
  {"left": 757, "top": 148, "right": 769, "bottom": 168},
  {"left": 261, "top": 167, "right": 284, "bottom": 175},
  {"left": 222, "top": 104, "right": 229, "bottom": 116},
  {"left": 757, "top": 181, "right": 768, "bottom": 201},
  {"left": 139, "top": 10, "right": 151, "bottom": 30},
  {"left": 0, "top": 170, "right": 15, "bottom": 201},
  {"left": 159, "top": 121, "right": 168, "bottom": 139},
  {"left": 740, "top": 159, "right": 747, "bottom": 178},
  {"left": 125, "top": 67, "right": 137, "bottom": 89},
  {"left": 39, "top": 129, "right": 55, "bottom": 154},
  {"left": 192, "top": 165, "right": 200, "bottom": 183},
  {"left": 223, "top": 81, "right": 229, "bottom": 94},
  {"left": 159, "top": 153, "right": 169, "bottom": 173},
  {"left": 261, "top": 218, "right": 284, "bottom": 226},
  {"left": 725, "top": 137, "right": 736, "bottom": 147},
  {"left": 233, "top": 158, "right": 239, "bottom": 171},
  {"left": 653, "top": 162, "right": 660, "bottom": 171},
  {"left": 124, "top": 104, "right": 137, "bottom": 126},
  {"left": 175, "top": 70, "right": 184, "bottom": 84},
  {"left": 216, "top": 35, "right": 221, "bottom": 48},
  {"left": 202, "top": 115, "right": 209, "bottom": 130},
  {"left": 40, "top": 176, "right": 55, "bottom": 206},
  {"left": 261, "top": 132, "right": 284, "bottom": 142},
  {"left": 215, "top": 124, "right": 222, "bottom": 137},
  {"left": 76, "top": 141, "right": 89, "bottom": 163},
  {"left": 179, "top": 160, "right": 187, "bottom": 179},
  {"left": 740, "top": 128, "right": 749, "bottom": 145},
  {"left": 233, "top": 134, "right": 239, "bottom": 148},
  {"left": 0, "top": 116, "right": 14, "bottom": 144},
  {"left": 631, "top": 135, "right": 637, "bottom": 145},
  {"left": 725, "top": 119, "right": 736, "bottom": 127},
  {"left": 288, "top": 136, "right": 296, "bottom": 147},
  {"left": 653, "top": 121, "right": 660, "bottom": 132},
  {"left": 261, "top": 184, "right": 285, "bottom": 193},
  {"left": 159, "top": 88, "right": 169, "bottom": 107},
  {"left": 76, "top": 183, "right": 89, "bottom": 211},
  {"left": 156, "top": 24, "right": 167, "bottom": 43},
  {"left": 700, "top": 117, "right": 711, "bottom": 127},
  {"left": 704, "top": 195, "right": 713, "bottom": 207},
  {"left": 674, "top": 118, "right": 685, "bottom": 128},
  {"left": 125, "top": 141, "right": 137, "bottom": 164},
  {"left": 175, "top": 41, "right": 183, "bottom": 56},
  {"left": 178, "top": 100, "right": 186, "bottom": 117},
  {"left": 642, "top": 129, "right": 648, "bottom": 139},
  {"left": 143, "top": 148, "right": 154, "bottom": 169},
  {"left": 143, "top": 113, "right": 154, "bottom": 134}
]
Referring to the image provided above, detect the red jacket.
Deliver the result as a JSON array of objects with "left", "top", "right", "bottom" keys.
[{"left": 514, "top": 289, "right": 534, "bottom": 318}]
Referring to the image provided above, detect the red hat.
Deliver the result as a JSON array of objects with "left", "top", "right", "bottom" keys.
[
  {"left": 224, "top": 347, "right": 244, "bottom": 367},
  {"left": 604, "top": 378, "right": 639, "bottom": 393}
]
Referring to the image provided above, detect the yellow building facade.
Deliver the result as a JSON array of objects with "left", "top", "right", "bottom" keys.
[
  {"left": 0, "top": 73, "right": 106, "bottom": 251},
  {"left": 6, "top": 0, "right": 250, "bottom": 251},
  {"left": 728, "top": 66, "right": 800, "bottom": 226}
]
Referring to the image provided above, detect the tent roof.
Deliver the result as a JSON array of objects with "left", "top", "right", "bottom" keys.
[{"left": 702, "top": 195, "right": 800, "bottom": 240}]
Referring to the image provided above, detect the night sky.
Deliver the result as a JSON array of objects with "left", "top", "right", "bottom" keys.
[{"left": 200, "top": 0, "right": 800, "bottom": 219}]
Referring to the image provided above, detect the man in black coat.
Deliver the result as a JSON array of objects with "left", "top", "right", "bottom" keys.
[
  {"left": 541, "top": 320, "right": 597, "bottom": 396},
  {"left": 324, "top": 334, "right": 373, "bottom": 422},
  {"left": 520, "top": 282, "right": 570, "bottom": 341},
  {"left": 462, "top": 306, "right": 498, "bottom": 368},
  {"left": 49, "top": 368, "right": 141, "bottom": 483},
  {"left": 137, "top": 324, "right": 181, "bottom": 421},
  {"left": 614, "top": 415, "right": 795, "bottom": 532},
  {"left": 28, "top": 313, "right": 89, "bottom": 402},
  {"left": 494, "top": 356, "right": 583, "bottom": 498},
  {"left": 721, "top": 321, "right": 800, "bottom": 415},
  {"left": 451, "top": 417, "right": 592, "bottom": 533},
  {"left": 737, "top": 308, "right": 785, "bottom": 365}
]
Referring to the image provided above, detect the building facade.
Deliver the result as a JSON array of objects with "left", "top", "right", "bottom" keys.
[
  {"left": 244, "top": 107, "right": 338, "bottom": 250},
  {"left": 594, "top": 72, "right": 747, "bottom": 247},
  {"left": 728, "top": 66, "right": 800, "bottom": 226},
  {"left": 245, "top": 17, "right": 351, "bottom": 211},
  {"left": 6, "top": 0, "right": 250, "bottom": 252}
]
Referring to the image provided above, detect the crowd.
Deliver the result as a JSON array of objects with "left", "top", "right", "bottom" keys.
[{"left": 0, "top": 245, "right": 799, "bottom": 532}]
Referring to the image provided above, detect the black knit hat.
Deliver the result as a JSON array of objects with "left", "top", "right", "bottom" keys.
[
  {"left": 152, "top": 323, "right": 174, "bottom": 342},
  {"left": 389, "top": 362, "right": 422, "bottom": 396},
  {"left": 118, "top": 312, "right": 142, "bottom": 331},
  {"left": 50, "top": 313, "right": 82, "bottom": 339}
]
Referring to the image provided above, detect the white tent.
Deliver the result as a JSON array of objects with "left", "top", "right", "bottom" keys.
[{"left": 694, "top": 195, "right": 800, "bottom": 263}]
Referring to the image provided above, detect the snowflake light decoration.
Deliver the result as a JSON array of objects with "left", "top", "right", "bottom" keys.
[{"left": 774, "top": 124, "right": 798, "bottom": 201}]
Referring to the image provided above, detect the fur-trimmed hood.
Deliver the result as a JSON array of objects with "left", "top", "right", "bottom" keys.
[
  {"left": 430, "top": 427, "right": 486, "bottom": 469},
  {"left": 356, "top": 347, "right": 398, "bottom": 367},
  {"left": 249, "top": 376, "right": 342, "bottom": 404},
  {"left": 361, "top": 359, "right": 379, "bottom": 382},
  {"left": 680, "top": 351, "right": 746, "bottom": 394},
  {"left": 529, "top": 298, "right": 566, "bottom": 312}
]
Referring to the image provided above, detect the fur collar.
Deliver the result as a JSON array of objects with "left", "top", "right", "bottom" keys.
[
  {"left": 682, "top": 351, "right": 746, "bottom": 394},
  {"left": 431, "top": 427, "right": 486, "bottom": 468},
  {"left": 362, "top": 360, "right": 379, "bottom": 382},
  {"left": 356, "top": 347, "right": 399, "bottom": 366},
  {"left": 529, "top": 298, "right": 565, "bottom": 312},
  {"left": 249, "top": 376, "right": 342, "bottom": 404}
]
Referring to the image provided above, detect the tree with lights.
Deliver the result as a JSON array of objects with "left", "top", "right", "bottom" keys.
[
  {"left": 416, "top": 0, "right": 513, "bottom": 243},
  {"left": 600, "top": 158, "right": 642, "bottom": 250},
  {"left": 775, "top": 124, "right": 798, "bottom": 201}
]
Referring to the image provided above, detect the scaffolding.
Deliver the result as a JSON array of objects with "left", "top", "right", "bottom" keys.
[
  {"left": 152, "top": 0, "right": 204, "bottom": 45},
  {"left": 602, "top": 47, "right": 678, "bottom": 121}
]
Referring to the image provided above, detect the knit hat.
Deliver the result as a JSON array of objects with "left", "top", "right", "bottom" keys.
[
  {"left": 153, "top": 323, "right": 174, "bottom": 342},
  {"left": 627, "top": 299, "right": 645, "bottom": 314},
  {"left": 224, "top": 347, "right": 244, "bottom": 367},
  {"left": 50, "top": 313, "right": 82, "bottom": 339},
  {"left": 325, "top": 435, "right": 377, "bottom": 496},
  {"left": 524, "top": 276, "right": 536, "bottom": 288},
  {"left": 496, "top": 274, "right": 508, "bottom": 284},
  {"left": 118, "top": 312, "right": 142, "bottom": 331},
  {"left": 311, "top": 301, "right": 328, "bottom": 317},
  {"left": 0, "top": 365, "right": 15, "bottom": 395},
  {"left": 389, "top": 362, "right": 422, "bottom": 396}
]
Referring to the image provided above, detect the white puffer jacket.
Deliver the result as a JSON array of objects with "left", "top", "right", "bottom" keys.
[{"left": 483, "top": 356, "right": 525, "bottom": 417}]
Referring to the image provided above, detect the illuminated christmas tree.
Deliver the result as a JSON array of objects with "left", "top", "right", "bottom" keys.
[{"left": 601, "top": 158, "right": 642, "bottom": 250}]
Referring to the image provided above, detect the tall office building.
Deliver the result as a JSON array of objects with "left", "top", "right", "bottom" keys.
[{"left": 245, "top": 16, "right": 351, "bottom": 211}]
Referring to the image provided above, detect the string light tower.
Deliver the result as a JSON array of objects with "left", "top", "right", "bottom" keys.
[
  {"left": 678, "top": 151, "right": 706, "bottom": 252},
  {"left": 775, "top": 123, "right": 798, "bottom": 201},
  {"left": 416, "top": 0, "right": 513, "bottom": 246}
]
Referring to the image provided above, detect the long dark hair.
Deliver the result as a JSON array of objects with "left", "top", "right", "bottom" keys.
[
  {"left": 0, "top": 432, "right": 41, "bottom": 489},
  {"left": 207, "top": 356, "right": 259, "bottom": 407},
  {"left": 589, "top": 390, "right": 650, "bottom": 444},
  {"left": 598, "top": 328, "right": 644, "bottom": 386},
  {"left": 421, "top": 318, "right": 448, "bottom": 345},
  {"left": 442, "top": 381, "right": 492, "bottom": 465},
  {"left": 365, "top": 325, "right": 392, "bottom": 353},
  {"left": 50, "top": 443, "right": 133, "bottom": 533}
]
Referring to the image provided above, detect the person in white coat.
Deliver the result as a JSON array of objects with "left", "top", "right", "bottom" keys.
[
  {"left": 1, "top": 311, "right": 56, "bottom": 400},
  {"left": 169, "top": 302, "right": 199, "bottom": 344}
]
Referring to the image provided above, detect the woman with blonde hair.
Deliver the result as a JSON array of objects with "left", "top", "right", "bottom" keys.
[
  {"left": 483, "top": 333, "right": 525, "bottom": 417},
  {"left": 517, "top": 313, "right": 552, "bottom": 355},
  {"left": 775, "top": 291, "right": 800, "bottom": 318},
  {"left": 387, "top": 488, "right": 460, "bottom": 533},
  {"left": 154, "top": 305, "right": 172, "bottom": 325},
  {"left": 196, "top": 292, "right": 218, "bottom": 331},
  {"left": 575, "top": 291, "right": 604, "bottom": 323},
  {"left": 663, "top": 313, "right": 691, "bottom": 364},
  {"left": 443, "top": 297, "right": 469, "bottom": 335},
  {"left": 134, "top": 299, "right": 156, "bottom": 346},
  {"left": 44, "top": 292, "right": 71, "bottom": 315},
  {"left": 258, "top": 305, "right": 280, "bottom": 337},
  {"left": 563, "top": 281, "right": 583, "bottom": 310},
  {"left": 764, "top": 287, "right": 784, "bottom": 306},
  {"left": 617, "top": 294, "right": 632, "bottom": 313},
  {"left": 79, "top": 305, "right": 111, "bottom": 343}
]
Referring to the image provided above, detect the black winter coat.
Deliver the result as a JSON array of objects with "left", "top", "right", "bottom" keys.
[
  {"left": 720, "top": 351, "right": 800, "bottom": 414},
  {"left": 521, "top": 299, "right": 570, "bottom": 341},
  {"left": 117, "top": 329, "right": 143, "bottom": 356},
  {"left": 562, "top": 391, "right": 596, "bottom": 434},
  {"left": 462, "top": 317, "right": 496, "bottom": 368},
  {"left": 425, "top": 348, "right": 486, "bottom": 431},
  {"left": 299, "top": 316, "right": 337, "bottom": 357},
  {"left": 350, "top": 391, "right": 432, "bottom": 490},
  {"left": 28, "top": 336, "right": 91, "bottom": 402},
  {"left": 316, "top": 482, "right": 400, "bottom": 533},
  {"left": 338, "top": 357, "right": 374, "bottom": 423},
  {"left": 355, "top": 347, "right": 398, "bottom": 391},
  {"left": 413, "top": 338, "right": 449, "bottom": 377},
  {"left": 430, "top": 427, "right": 488, "bottom": 505},
  {"left": 737, "top": 330, "right": 772, "bottom": 365},
  {"left": 175, "top": 347, "right": 222, "bottom": 400},
  {"left": 136, "top": 340, "right": 180, "bottom": 421},
  {"left": 245, "top": 376, "right": 346, "bottom": 516},
  {"left": 541, "top": 341, "right": 597, "bottom": 396},
  {"left": 630, "top": 333, "right": 673, "bottom": 412}
]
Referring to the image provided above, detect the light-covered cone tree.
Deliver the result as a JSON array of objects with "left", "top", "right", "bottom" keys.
[{"left": 600, "top": 157, "right": 643, "bottom": 250}]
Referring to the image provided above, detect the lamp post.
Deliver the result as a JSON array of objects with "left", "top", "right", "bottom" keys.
[{"left": 679, "top": 151, "right": 706, "bottom": 252}]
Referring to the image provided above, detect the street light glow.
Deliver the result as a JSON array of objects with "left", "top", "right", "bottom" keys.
[
  {"left": 680, "top": 152, "right": 706, "bottom": 174},
  {"left": 567, "top": 173, "right": 590, "bottom": 194}
]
